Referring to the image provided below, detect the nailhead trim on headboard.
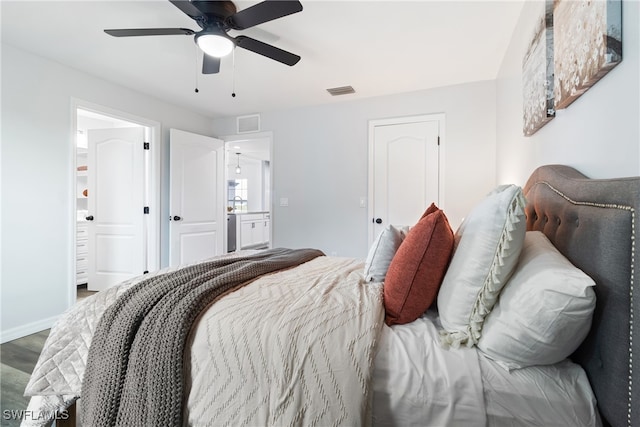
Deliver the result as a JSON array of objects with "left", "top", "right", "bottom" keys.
[
  {"left": 630, "top": 210, "right": 635, "bottom": 427},
  {"left": 539, "top": 181, "right": 635, "bottom": 427}
]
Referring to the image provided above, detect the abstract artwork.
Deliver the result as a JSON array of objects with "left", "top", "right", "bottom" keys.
[
  {"left": 553, "top": 0, "right": 622, "bottom": 109},
  {"left": 523, "top": 0, "right": 554, "bottom": 137}
]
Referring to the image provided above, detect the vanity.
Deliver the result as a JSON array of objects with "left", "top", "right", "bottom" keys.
[{"left": 228, "top": 211, "right": 270, "bottom": 252}]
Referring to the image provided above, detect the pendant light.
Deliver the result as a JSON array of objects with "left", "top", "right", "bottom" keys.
[{"left": 235, "top": 152, "right": 241, "bottom": 174}]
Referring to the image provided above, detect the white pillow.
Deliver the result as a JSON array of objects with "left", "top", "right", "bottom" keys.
[
  {"left": 478, "top": 231, "right": 596, "bottom": 370},
  {"left": 363, "top": 225, "right": 409, "bottom": 282},
  {"left": 438, "top": 184, "right": 526, "bottom": 348}
]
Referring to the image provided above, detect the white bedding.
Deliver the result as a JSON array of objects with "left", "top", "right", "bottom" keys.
[
  {"left": 372, "top": 310, "right": 601, "bottom": 427},
  {"left": 185, "top": 256, "right": 384, "bottom": 426},
  {"left": 22, "top": 255, "right": 600, "bottom": 426},
  {"left": 372, "top": 312, "right": 486, "bottom": 426},
  {"left": 23, "top": 255, "right": 384, "bottom": 426},
  {"left": 480, "top": 356, "right": 601, "bottom": 427}
]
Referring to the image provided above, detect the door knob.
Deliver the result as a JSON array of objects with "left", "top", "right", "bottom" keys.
[
  {"left": 374, "top": 218, "right": 383, "bottom": 224},
  {"left": 172, "top": 216, "right": 182, "bottom": 221},
  {"left": 85, "top": 215, "right": 94, "bottom": 221}
]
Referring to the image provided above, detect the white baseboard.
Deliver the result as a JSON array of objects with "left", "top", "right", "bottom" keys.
[{"left": 0, "top": 315, "right": 59, "bottom": 344}]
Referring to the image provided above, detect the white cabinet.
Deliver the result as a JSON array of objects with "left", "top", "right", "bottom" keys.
[
  {"left": 77, "top": 149, "right": 88, "bottom": 213},
  {"left": 240, "top": 219, "right": 257, "bottom": 248},
  {"left": 76, "top": 222, "right": 88, "bottom": 285},
  {"left": 76, "top": 149, "right": 89, "bottom": 285},
  {"left": 238, "top": 212, "right": 270, "bottom": 250}
]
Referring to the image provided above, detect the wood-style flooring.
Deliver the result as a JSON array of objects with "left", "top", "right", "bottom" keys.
[
  {"left": 1, "top": 330, "right": 50, "bottom": 427},
  {"left": 1, "top": 286, "right": 96, "bottom": 427}
]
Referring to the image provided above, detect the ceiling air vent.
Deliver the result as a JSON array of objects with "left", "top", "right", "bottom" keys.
[
  {"left": 236, "top": 114, "right": 260, "bottom": 134},
  {"left": 326, "top": 86, "right": 355, "bottom": 96}
]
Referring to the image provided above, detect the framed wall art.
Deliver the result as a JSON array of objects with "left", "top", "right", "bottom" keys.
[
  {"left": 523, "top": 0, "right": 555, "bottom": 136},
  {"left": 553, "top": 0, "right": 622, "bottom": 109}
]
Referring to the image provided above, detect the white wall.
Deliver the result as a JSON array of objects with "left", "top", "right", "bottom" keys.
[
  {"left": 496, "top": 0, "right": 640, "bottom": 185},
  {"left": 213, "top": 81, "right": 497, "bottom": 258},
  {"left": 1, "top": 44, "right": 215, "bottom": 342}
]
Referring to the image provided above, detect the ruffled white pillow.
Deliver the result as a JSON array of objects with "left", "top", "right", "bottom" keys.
[
  {"left": 363, "top": 225, "right": 409, "bottom": 282},
  {"left": 478, "top": 231, "right": 596, "bottom": 369},
  {"left": 438, "top": 184, "right": 526, "bottom": 348}
]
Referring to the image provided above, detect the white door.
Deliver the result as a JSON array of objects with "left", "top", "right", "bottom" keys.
[
  {"left": 169, "top": 129, "right": 225, "bottom": 267},
  {"left": 368, "top": 115, "right": 442, "bottom": 245},
  {"left": 87, "top": 127, "right": 145, "bottom": 291}
]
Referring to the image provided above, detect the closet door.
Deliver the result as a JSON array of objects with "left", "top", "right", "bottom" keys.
[
  {"left": 86, "top": 127, "right": 145, "bottom": 291},
  {"left": 368, "top": 116, "right": 441, "bottom": 246}
]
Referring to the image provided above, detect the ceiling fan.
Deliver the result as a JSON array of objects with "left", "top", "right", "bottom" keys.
[{"left": 104, "top": 0, "right": 303, "bottom": 74}]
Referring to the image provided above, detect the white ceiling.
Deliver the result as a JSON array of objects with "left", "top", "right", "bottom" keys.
[{"left": 1, "top": 0, "right": 525, "bottom": 119}]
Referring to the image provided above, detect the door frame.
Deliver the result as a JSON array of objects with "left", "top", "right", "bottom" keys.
[
  {"left": 367, "top": 113, "right": 446, "bottom": 246},
  {"left": 70, "top": 98, "right": 161, "bottom": 305}
]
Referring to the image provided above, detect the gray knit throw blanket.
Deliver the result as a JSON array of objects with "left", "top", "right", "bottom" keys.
[{"left": 80, "top": 248, "right": 324, "bottom": 427}]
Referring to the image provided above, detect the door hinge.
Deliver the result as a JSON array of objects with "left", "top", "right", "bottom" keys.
[
  {"left": 143, "top": 142, "right": 150, "bottom": 150},
  {"left": 437, "top": 136, "right": 440, "bottom": 146},
  {"left": 143, "top": 206, "right": 150, "bottom": 214}
]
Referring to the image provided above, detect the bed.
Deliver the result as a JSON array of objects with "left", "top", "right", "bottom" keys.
[{"left": 20, "top": 164, "right": 638, "bottom": 427}]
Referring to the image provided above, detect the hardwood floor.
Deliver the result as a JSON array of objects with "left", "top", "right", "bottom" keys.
[
  {"left": 1, "top": 330, "right": 49, "bottom": 427},
  {"left": 1, "top": 286, "right": 96, "bottom": 427},
  {"left": 76, "top": 284, "right": 96, "bottom": 302}
]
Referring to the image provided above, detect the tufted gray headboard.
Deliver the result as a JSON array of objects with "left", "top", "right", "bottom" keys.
[{"left": 523, "top": 165, "right": 639, "bottom": 427}]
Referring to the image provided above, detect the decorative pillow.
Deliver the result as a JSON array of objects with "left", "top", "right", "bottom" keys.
[
  {"left": 363, "top": 225, "right": 408, "bottom": 282},
  {"left": 478, "top": 231, "right": 596, "bottom": 369},
  {"left": 420, "top": 202, "right": 439, "bottom": 219},
  {"left": 384, "top": 205, "right": 454, "bottom": 326},
  {"left": 363, "top": 203, "right": 435, "bottom": 283},
  {"left": 438, "top": 184, "right": 526, "bottom": 348}
]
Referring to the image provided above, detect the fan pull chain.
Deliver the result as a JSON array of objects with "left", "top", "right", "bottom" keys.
[
  {"left": 231, "top": 49, "right": 236, "bottom": 98},
  {"left": 194, "top": 44, "right": 200, "bottom": 93}
]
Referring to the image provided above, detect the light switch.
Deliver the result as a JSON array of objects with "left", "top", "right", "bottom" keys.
[
  {"left": 280, "top": 197, "right": 289, "bottom": 207},
  {"left": 359, "top": 197, "right": 367, "bottom": 208}
]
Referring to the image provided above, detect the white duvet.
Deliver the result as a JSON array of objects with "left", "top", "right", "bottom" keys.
[
  {"left": 22, "top": 255, "right": 600, "bottom": 426},
  {"left": 184, "top": 256, "right": 384, "bottom": 426},
  {"left": 24, "top": 256, "right": 389, "bottom": 426}
]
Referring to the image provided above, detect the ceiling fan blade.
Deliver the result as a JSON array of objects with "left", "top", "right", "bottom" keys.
[
  {"left": 104, "top": 28, "right": 195, "bottom": 37},
  {"left": 202, "top": 54, "right": 221, "bottom": 74},
  {"left": 169, "top": 0, "right": 207, "bottom": 21},
  {"left": 229, "top": 0, "right": 303, "bottom": 30},
  {"left": 235, "top": 35, "right": 300, "bottom": 66}
]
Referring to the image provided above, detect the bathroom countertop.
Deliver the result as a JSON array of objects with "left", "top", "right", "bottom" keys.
[{"left": 228, "top": 211, "right": 270, "bottom": 215}]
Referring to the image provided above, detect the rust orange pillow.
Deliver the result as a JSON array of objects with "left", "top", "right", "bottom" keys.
[
  {"left": 384, "top": 205, "right": 454, "bottom": 326},
  {"left": 419, "top": 202, "right": 439, "bottom": 219}
]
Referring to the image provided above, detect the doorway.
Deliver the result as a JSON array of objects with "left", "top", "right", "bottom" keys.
[
  {"left": 71, "top": 101, "right": 160, "bottom": 302},
  {"left": 367, "top": 114, "right": 445, "bottom": 246},
  {"left": 222, "top": 132, "right": 273, "bottom": 252}
]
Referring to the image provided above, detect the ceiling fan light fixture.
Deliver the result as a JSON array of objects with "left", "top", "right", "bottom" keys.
[{"left": 196, "top": 33, "right": 234, "bottom": 58}]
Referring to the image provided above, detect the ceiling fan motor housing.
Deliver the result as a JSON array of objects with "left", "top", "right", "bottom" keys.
[{"left": 191, "top": 1, "right": 238, "bottom": 30}]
